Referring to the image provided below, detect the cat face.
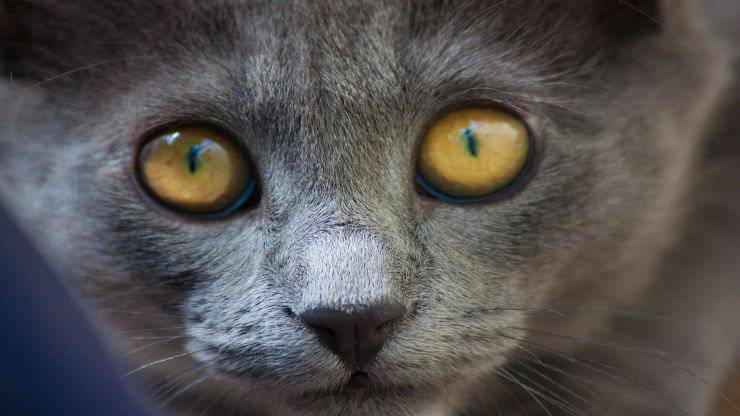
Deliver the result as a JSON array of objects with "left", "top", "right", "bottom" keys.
[{"left": 0, "top": 1, "right": 728, "bottom": 415}]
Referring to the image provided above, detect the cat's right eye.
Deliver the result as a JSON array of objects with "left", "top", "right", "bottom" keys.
[{"left": 136, "top": 127, "right": 257, "bottom": 216}]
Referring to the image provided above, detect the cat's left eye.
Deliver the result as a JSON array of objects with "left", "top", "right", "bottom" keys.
[
  {"left": 136, "top": 127, "right": 257, "bottom": 216},
  {"left": 416, "top": 107, "right": 532, "bottom": 202}
]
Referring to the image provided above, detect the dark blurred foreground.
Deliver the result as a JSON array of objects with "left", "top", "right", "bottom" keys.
[{"left": 0, "top": 205, "right": 153, "bottom": 416}]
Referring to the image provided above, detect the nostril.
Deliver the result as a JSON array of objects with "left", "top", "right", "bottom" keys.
[
  {"left": 307, "top": 323, "right": 336, "bottom": 351},
  {"left": 282, "top": 306, "right": 297, "bottom": 318},
  {"left": 297, "top": 302, "right": 407, "bottom": 369}
]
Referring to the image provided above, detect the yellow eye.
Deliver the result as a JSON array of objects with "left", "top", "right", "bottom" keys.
[
  {"left": 416, "top": 107, "right": 531, "bottom": 200},
  {"left": 137, "top": 127, "right": 256, "bottom": 215}
]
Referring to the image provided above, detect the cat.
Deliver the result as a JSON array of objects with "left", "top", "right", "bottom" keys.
[{"left": 1, "top": 1, "right": 738, "bottom": 415}]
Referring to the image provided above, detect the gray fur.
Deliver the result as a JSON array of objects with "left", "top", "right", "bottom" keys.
[{"left": 1, "top": 1, "right": 738, "bottom": 415}]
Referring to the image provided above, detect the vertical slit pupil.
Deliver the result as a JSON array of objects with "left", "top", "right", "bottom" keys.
[
  {"left": 186, "top": 144, "right": 202, "bottom": 173},
  {"left": 462, "top": 128, "right": 478, "bottom": 157}
]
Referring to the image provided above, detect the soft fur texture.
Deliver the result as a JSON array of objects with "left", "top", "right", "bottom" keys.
[{"left": 1, "top": 1, "right": 738, "bottom": 415}]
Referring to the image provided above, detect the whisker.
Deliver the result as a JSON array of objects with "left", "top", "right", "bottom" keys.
[
  {"left": 153, "top": 362, "right": 216, "bottom": 407},
  {"left": 496, "top": 332, "right": 687, "bottom": 415},
  {"left": 488, "top": 369, "right": 533, "bottom": 416},
  {"left": 505, "top": 351, "right": 613, "bottom": 416},
  {"left": 24, "top": 55, "right": 173, "bottom": 91},
  {"left": 101, "top": 309, "right": 184, "bottom": 319},
  {"left": 511, "top": 344, "right": 617, "bottom": 416},
  {"left": 507, "top": 327, "right": 665, "bottom": 355},
  {"left": 614, "top": 0, "right": 696, "bottom": 51},
  {"left": 506, "top": 305, "right": 728, "bottom": 350},
  {"left": 149, "top": 364, "right": 205, "bottom": 399},
  {"left": 118, "top": 336, "right": 186, "bottom": 358},
  {"left": 197, "top": 372, "right": 234, "bottom": 416},
  {"left": 122, "top": 348, "right": 210, "bottom": 377},
  {"left": 160, "top": 373, "right": 214, "bottom": 408},
  {"left": 124, "top": 335, "right": 186, "bottom": 341},
  {"left": 495, "top": 367, "right": 556, "bottom": 416},
  {"left": 114, "top": 326, "right": 187, "bottom": 334},
  {"left": 186, "top": 382, "right": 218, "bottom": 415},
  {"left": 551, "top": 307, "right": 730, "bottom": 349},
  {"left": 505, "top": 326, "right": 740, "bottom": 411},
  {"left": 501, "top": 363, "right": 583, "bottom": 416},
  {"left": 155, "top": 348, "right": 246, "bottom": 405}
]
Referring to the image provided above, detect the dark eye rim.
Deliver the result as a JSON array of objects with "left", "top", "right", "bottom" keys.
[
  {"left": 178, "top": 175, "right": 258, "bottom": 218},
  {"left": 414, "top": 105, "right": 538, "bottom": 204},
  {"left": 415, "top": 145, "right": 535, "bottom": 203},
  {"left": 133, "top": 123, "right": 261, "bottom": 218}
]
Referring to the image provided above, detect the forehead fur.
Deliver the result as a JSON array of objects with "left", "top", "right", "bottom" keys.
[{"left": 1, "top": 0, "right": 667, "bottom": 85}]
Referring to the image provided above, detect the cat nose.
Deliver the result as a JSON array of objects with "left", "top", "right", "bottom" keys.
[{"left": 298, "top": 302, "right": 406, "bottom": 370}]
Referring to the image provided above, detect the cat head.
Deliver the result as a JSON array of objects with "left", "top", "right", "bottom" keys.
[{"left": 0, "top": 1, "right": 730, "bottom": 414}]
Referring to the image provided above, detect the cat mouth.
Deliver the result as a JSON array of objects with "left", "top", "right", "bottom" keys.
[
  {"left": 299, "top": 370, "right": 420, "bottom": 400},
  {"left": 344, "top": 371, "right": 373, "bottom": 391},
  {"left": 203, "top": 345, "right": 432, "bottom": 403}
]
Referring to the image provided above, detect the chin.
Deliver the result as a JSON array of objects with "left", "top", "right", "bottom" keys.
[
  {"left": 206, "top": 368, "right": 452, "bottom": 416},
  {"left": 288, "top": 387, "right": 441, "bottom": 416}
]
